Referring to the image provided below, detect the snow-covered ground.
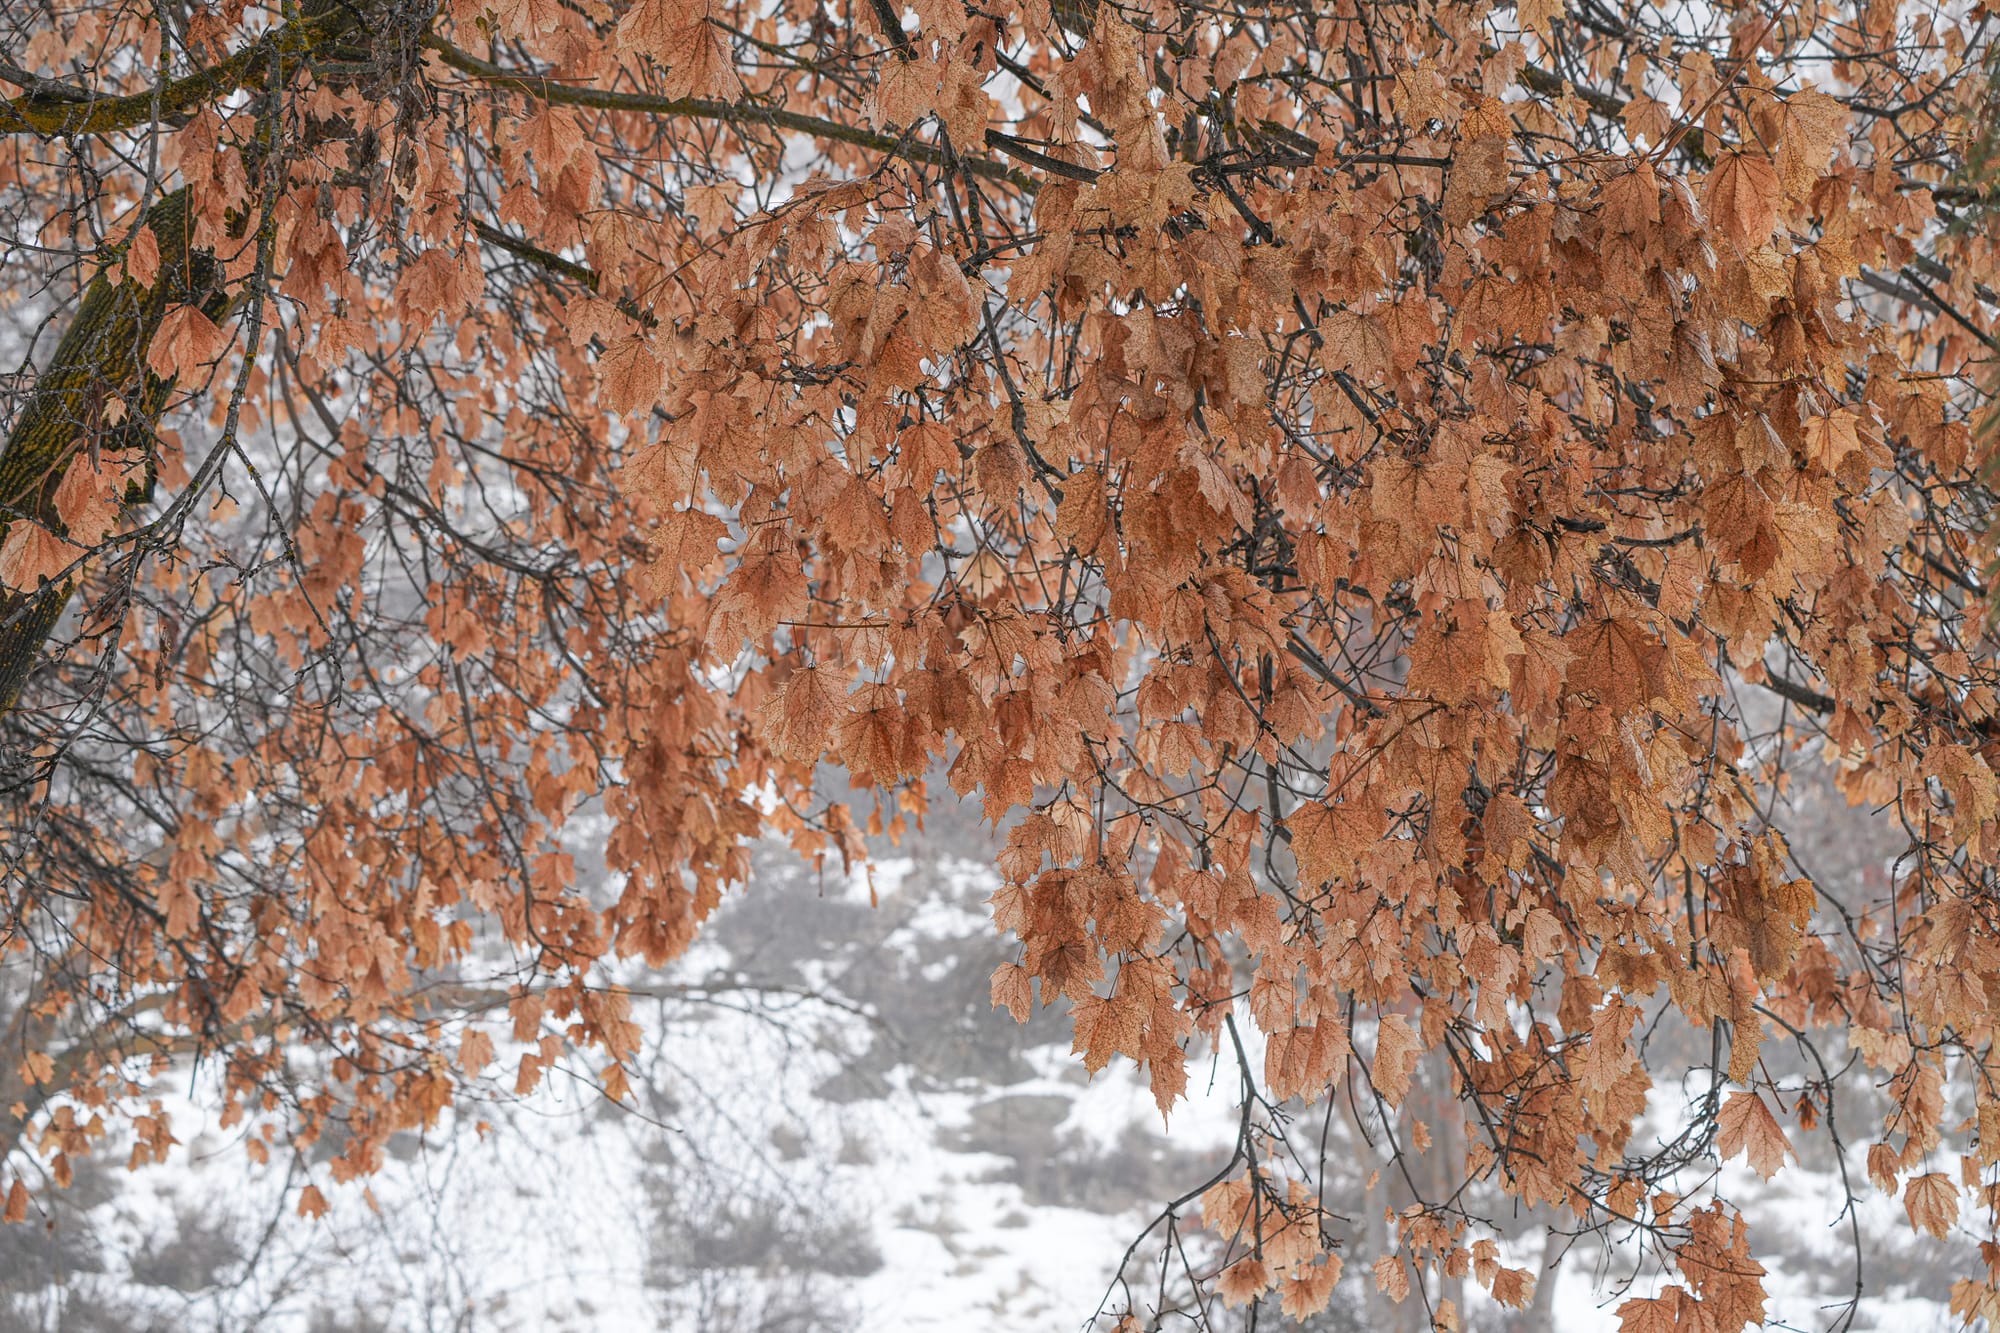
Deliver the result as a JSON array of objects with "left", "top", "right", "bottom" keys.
[
  {"left": 0, "top": 843, "right": 1249, "bottom": 1332},
  {"left": 0, "top": 793, "right": 1974, "bottom": 1333}
]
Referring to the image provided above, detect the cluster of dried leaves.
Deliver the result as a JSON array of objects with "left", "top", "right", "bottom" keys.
[{"left": 0, "top": 0, "right": 1996, "bottom": 1323}]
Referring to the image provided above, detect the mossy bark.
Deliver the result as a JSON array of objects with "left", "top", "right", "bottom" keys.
[{"left": 0, "top": 187, "right": 221, "bottom": 714}]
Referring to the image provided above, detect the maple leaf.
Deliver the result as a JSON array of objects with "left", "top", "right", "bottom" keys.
[
  {"left": 1905, "top": 1173, "right": 1959, "bottom": 1239},
  {"left": 1865, "top": 1142, "right": 1900, "bottom": 1194},
  {"left": 1714, "top": 1090, "right": 1791, "bottom": 1179},
  {"left": 1705, "top": 150, "right": 1781, "bottom": 253},
  {"left": 759, "top": 663, "right": 843, "bottom": 764},
  {"left": 489, "top": 0, "right": 564, "bottom": 36},
  {"left": 871, "top": 57, "right": 940, "bottom": 129},
  {"left": 618, "top": 0, "right": 743, "bottom": 101},
  {"left": 837, "top": 682, "right": 929, "bottom": 785},
  {"left": 937, "top": 59, "right": 992, "bottom": 152},
  {"left": 1372, "top": 1014, "right": 1420, "bottom": 1106},
  {"left": 52, "top": 454, "right": 127, "bottom": 545},
  {"left": 457, "top": 1028, "right": 495, "bottom": 1075},
  {"left": 1773, "top": 90, "right": 1849, "bottom": 197},
  {"left": 1070, "top": 990, "right": 1144, "bottom": 1073},
  {"left": 0, "top": 522, "right": 79, "bottom": 592},
  {"left": 1616, "top": 1291, "right": 1681, "bottom": 1333},
  {"left": 1444, "top": 133, "right": 1511, "bottom": 228},
  {"left": 643, "top": 505, "right": 729, "bottom": 597},
  {"left": 1287, "top": 796, "right": 1380, "bottom": 886},
  {"left": 1514, "top": 0, "right": 1560, "bottom": 40},
  {"left": 1266, "top": 1021, "right": 1349, "bottom": 1102},
  {"left": 1323, "top": 310, "right": 1394, "bottom": 384},
  {"left": 1491, "top": 1268, "right": 1536, "bottom": 1309},
  {"left": 145, "top": 303, "right": 227, "bottom": 380},
  {"left": 1520, "top": 907, "right": 1564, "bottom": 961},
  {"left": 1217, "top": 1257, "right": 1272, "bottom": 1307},
  {"left": 597, "top": 334, "right": 664, "bottom": 415},
  {"left": 1281, "top": 1259, "right": 1341, "bottom": 1319},
  {"left": 124, "top": 222, "right": 161, "bottom": 287},
  {"left": 1621, "top": 95, "right": 1674, "bottom": 148},
  {"left": 1567, "top": 616, "right": 1669, "bottom": 709},
  {"left": 1146, "top": 1048, "right": 1188, "bottom": 1121},
  {"left": 1374, "top": 1254, "right": 1411, "bottom": 1303}
]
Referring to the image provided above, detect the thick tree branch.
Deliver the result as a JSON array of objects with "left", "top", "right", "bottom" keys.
[
  {"left": 0, "top": 9, "right": 357, "bottom": 137},
  {"left": 1758, "top": 671, "right": 1835, "bottom": 715}
]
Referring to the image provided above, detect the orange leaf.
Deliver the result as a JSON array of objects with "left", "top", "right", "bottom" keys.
[
  {"left": 760, "top": 664, "right": 844, "bottom": 764},
  {"left": 1704, "top": 150, "right": 1780, "bottom": 253},
  {"left": 1281, "top": 1258, "right": 1342, "bottom": 1319},
  {"left": 1372, "top": 1014, "right": 1419, "bottom": 1106},
  {"left": 1715, "top": 1090, "right": 1791, "bottom": 1179},
  {"left": 458, "top": 1028, "right": 495, "bottom": 1075},
  {"left": 989, "top": 961, "right": 1032, "bottom": 1022},
  {"left": 1492, "top": 1267, "right": 1536, "bottom": 1309},
  {"left": 0, "top": 522, "right": 79, "bottom": 592},
  {"left": 145, "top": 303, "right": 227, "bottom": 381},
  {"left": 53, "top": 454, "right": 127, "bottom": 546},
  {"left": 1617, "top": 1291, "right": 1682, "bottom": 1333},
  {"left": 1373, "top": 1254, "right": 1411, "bottom": 1303},
  {"left": 125, "top": 222, "right": 160, "bottom": 287},
  {"left": 1905, "top": 1172, "right": 1959, "bottom": 1239},
  {"left": 1218, "top": 1257, "right": 1272, "bottom": 1307}
]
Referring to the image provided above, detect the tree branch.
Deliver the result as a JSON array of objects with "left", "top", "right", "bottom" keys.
[
  {"left": 422, "top": 36, "right": 1043, "bottom": 191},
  {"left": 1757, "top": 671, "right": 1835, "bottom": 715},
  {"left": 0, "top": 9, "right": 357, "bottom": 137}
]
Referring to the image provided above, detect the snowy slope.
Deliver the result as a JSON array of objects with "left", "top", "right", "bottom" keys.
[{"left": 0, "top": 809, "right": 1969, "bottom": 1333}]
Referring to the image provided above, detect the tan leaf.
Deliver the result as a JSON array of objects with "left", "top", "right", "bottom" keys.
[
  {"left": 1491, "top": 1268, "right": 1536, "bottom": 1309},
  {"left": 1372, "top": 1014, "right": 1419, "bottom": 1106},
  {"left": 1444, "top": 133, "right": 1510, "bottom": 228},
  {"left": 1705, "top": 150, "right": 1781, "bottom": 253},
  {"left": 759, "top": 663, "right": 843, "bottom": 763},
  {"left": 597, "top": 334, "right": 664, "bottom": 415},
  {"left": 1516, "top": 0, "right": 1560, "bottom": 40},
  {"left": 1905, "top": 1172, "right": 1959, "bottom": 1239},
  {"left": 125, "top": 222, "right": 160, "bottom": 287},
  {"left": 145, "top": 303, "right": 227, "bottom": 380},
  {"left": 0, "top": 522, "right": 78, "bottom": 591},
  {"left": 1774, "top": 89, "right": 1848, "bottom": 198},
  {"left": 1616, "top": 1291, "right": 1681, "bottom": 1333},
  {"left": 53, "top": 453, "right": 127, "bottom": 545},
  {"left": 458, "top": 1028, "right": 495, "bottom": 1075},
  {"left": 617, "top": 0, "right": 744, "bottom": 100},
  {"left": 1715, "top": 1090, "right": 1791, "bottom": 1179},
  {"left": 990, "top": 961, "right": 1033, "bottom": 1022},
  {"left": 1281, "top": 1259, "right": 1341, "bottom": 1319},
  {"left": 1218, "top": 1257, "right": 1272, "bottom": 1307},
  {"left": 1374, "top": 1254, "right": 1412, "bottom": 1303},
  {"left": 874, "top": 57, "right": 941, "bottom": 129}
]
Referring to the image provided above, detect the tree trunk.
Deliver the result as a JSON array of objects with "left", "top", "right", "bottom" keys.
[{"left": 0, "top": 186, "right": 217, "bottom": 715}]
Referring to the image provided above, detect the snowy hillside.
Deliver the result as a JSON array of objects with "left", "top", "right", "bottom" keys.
[{"left": 0, "top": 781, "right": 1971, "bottom": 1333}]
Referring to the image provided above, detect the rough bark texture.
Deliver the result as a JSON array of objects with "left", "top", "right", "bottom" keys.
[{"left": 0, "top": 187, "right": 218, "bottom": 714}]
